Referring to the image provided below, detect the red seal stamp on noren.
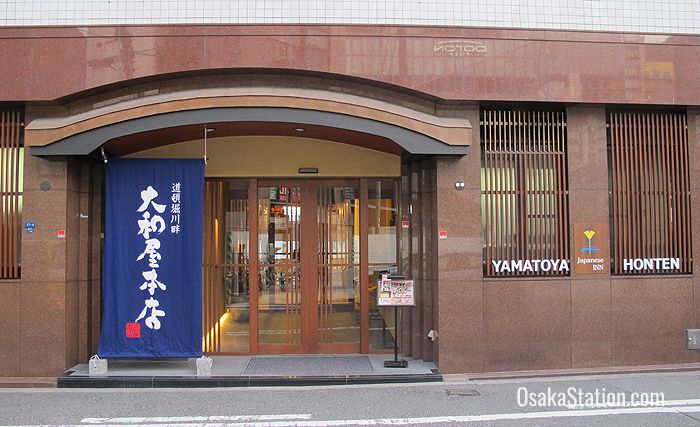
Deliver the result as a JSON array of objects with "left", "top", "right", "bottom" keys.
[{"left": 126, "top": 322, "right": 141, "bottom": 338}]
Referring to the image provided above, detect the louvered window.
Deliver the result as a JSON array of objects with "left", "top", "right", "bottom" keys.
[
  {"left": 481, "top": 108, "right": 570, "bottom": 277},
  {"left": 0, "top": 110, "right": 23, "bottom": 279},
  {"left": 608, "top": 111, "right": 691, "bottom": 275}
]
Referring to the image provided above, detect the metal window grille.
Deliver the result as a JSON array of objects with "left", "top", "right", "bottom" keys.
[
  {"left": 0, "top": 110, "right": 23, "bottom": 279},
  {"left": 608, "top": 111, "right": 691, "bottom": 275},
  {"left": 481, "top": 108, "right": 570, "bottom": 277}
]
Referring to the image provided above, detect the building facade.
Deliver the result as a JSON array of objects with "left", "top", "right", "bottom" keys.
[{"left": 1, "top": 1, "right": 700, "bottom": 376}]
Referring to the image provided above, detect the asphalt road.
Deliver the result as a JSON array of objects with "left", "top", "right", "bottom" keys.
[{"left": 1, "top": 370, "right": 700, "bottom": 426}]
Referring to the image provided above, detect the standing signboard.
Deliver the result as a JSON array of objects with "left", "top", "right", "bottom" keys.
[
  {"left": 377, "top": 274, "right": 414, "bottom": 368},
  {"left": 377, "top": 274, "right": 415, "bottom": 306}
]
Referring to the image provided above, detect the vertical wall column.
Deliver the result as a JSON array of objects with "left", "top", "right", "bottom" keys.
[
  {"left": 77, "top": 162, "right": 102, "bottom": 362},
  {"left": 566, "top": 106, "right": 613, "bottom": 368},
  {"left": 20, "top": 155, "right": 102, "bottom": 376},
  {"left": 20, "top": 155, "right": 72, "bottom": 375},
  {"left": 420, "top": 161, "right": 438, "bottom": 363},
  {"left": 399, "top": 158, "right": 438, "bottom": 363},
  {"left": 689, "top": 108, "right": 700, "bottom": 363},
  {"left": 0, "top": 277, "right": 20, "bottom": 375},
  {"left": 435, "top": 106, "right": 484, "bottom": 374},
  {"left": 406, "top": 162, "right": 422, "bottom": 358}
]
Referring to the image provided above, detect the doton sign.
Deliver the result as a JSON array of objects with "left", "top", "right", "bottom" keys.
[{"left": 433, "top": 40, "right": 487, "bottom": 56}]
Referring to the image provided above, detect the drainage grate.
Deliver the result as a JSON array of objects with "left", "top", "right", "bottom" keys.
[{"left": 445, "top": 388, "right": 481, "bottom": 397}]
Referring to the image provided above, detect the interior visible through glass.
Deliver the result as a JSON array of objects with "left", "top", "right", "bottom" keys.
[
  {"left": 202, "top": 179, "right": 250, "bottom": 353},
  {"left": 258, "top": 186, "right": 303, "bottom": 345},
  {"left": 368, "top": 179, "right": 398, "bottom": 351},
  {"left": 316, "top": 186, "right": 361, "bottom": 345},
  {"left": 203, "top": 178, "right": 401, "bottom": 353},
  {"left": 219, "top": 181, "right": 250, "bottom": 352}
]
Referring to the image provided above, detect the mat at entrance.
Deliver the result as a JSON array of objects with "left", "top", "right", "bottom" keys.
[{"left": 244, "top": 355, "right": 372, "bottom": 376}]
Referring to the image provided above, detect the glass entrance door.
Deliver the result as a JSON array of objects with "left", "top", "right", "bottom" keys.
[
  {"left": 203, "top": 178, "right": 399, "bottom": 355},
  {"left": 256, "top": 184, "right": 305, "bottom": 353},
  {"left": 315, "top": 184, "right": 361, "bottom": 353},
  {"left": 256, "top": 180, "right": 360, "bottom": 353}
]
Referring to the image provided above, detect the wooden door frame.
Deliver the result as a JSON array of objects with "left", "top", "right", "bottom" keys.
[
  {"left": 255, "top": 180, "right": 308, "bottom": 354},
  {"left": 253, "top": 178, "right": 366, "bottom": 354},
  {"left": 309, "top": 179, "right": 362, "bottom": 354},
  {"left": 248, "top": 178, "right": 259, "bottom": 354}
]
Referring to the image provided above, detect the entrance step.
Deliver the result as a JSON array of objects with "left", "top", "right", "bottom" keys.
[{"left": 57, "top": 355, "right": 441, "bottom": 388}]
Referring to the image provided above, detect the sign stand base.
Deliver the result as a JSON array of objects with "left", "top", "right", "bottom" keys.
[
  {"left": 384, "top": 297, "right": 408, "bottom": 368},
  {"left": 384, "top": 359, "right": 408, "bottom": 368}
]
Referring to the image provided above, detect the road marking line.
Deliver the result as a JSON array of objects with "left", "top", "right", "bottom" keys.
[
  {"left": 567, "top": 398, "right": 700, "bottom": 409},
  {"left": 81, "top": 415, "right": 312, "bottom": 424},
  {"left": 208, "top": 406, "right": 700, "bottom": 426},
  {"left": 7, "top": 405, "right": 700, "bottom": 427}
]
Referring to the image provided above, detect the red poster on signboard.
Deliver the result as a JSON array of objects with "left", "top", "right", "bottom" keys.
[{"left": 377, "top": 275, "right": 415, "bottom": 306}]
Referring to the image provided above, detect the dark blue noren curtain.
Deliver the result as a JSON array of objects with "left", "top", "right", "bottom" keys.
[{"left": 98, "top": 158, "right": 204, "bottom": 358}]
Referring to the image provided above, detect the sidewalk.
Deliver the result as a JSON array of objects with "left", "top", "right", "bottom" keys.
[
  {"left": 443, "top": 362, "right": 700, "bottom": 382},
  {"left": 0, "top": 377, "right": 57, "bottom": 388},
  {"left": 5, "top": 360, "right": 699, "bottom": 389}
]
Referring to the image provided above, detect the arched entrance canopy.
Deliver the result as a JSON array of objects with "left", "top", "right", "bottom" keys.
[
  {"left": 31, "top": 107, "right": 467, "bottom": 156},
  {"left": 25, "top": 87, "right": 471, "bottom": 156}
]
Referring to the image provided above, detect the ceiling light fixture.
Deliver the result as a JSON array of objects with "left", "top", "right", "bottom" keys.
[{"left": 299, "top": 167, "right": 318, "bottom": 174}]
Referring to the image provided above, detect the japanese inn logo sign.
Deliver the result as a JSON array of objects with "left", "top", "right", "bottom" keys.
[
  {"left": 573, "top": 223, "right": 608, "bottom": 274},
  {"left": 582, "top": 228, "right": 597, "bottom": 255}
]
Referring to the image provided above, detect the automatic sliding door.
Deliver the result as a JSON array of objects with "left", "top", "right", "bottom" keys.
[
  {"left": 316, "top": 184, "right": 361, "bottom": 352},
  {"left": 257, "top": 185, "right": 304, "bottom": 351},
  {"left": 204, "top": 178, "right": 398, "bottom": 355}
]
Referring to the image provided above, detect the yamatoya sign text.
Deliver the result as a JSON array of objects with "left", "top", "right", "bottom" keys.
[{"left": 491, "top": 258, "right": 570, "bottom": 274}]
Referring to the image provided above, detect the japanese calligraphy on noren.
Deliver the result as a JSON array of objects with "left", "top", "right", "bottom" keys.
[
  {"left": 135, "top": 185, "right": 167, "bottom": 330},
  {"left": 171, "top": 182, "right": 182, "bottom": 234}
]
